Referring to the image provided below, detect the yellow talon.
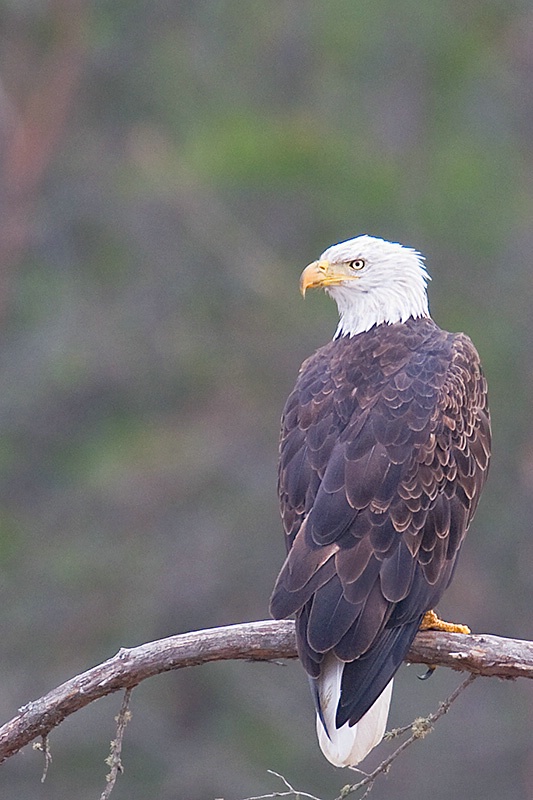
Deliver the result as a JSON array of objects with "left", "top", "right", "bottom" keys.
[{"left": 420, "top": 609, "right": 471, "bottom": 635}]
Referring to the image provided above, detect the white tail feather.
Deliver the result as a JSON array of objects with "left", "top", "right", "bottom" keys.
[{"left": 315, "top": 654, "right": 393, "bottom": 767}]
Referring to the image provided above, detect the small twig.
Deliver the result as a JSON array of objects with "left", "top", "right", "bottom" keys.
[
  {"left": 337, "top": 672, "right": 478, "bottom": 799},
  {"left": 99, "top": 687, "right": 133, "bottom": 800},
  {"left": 32, "top": 734, "right": 52, "bottom": 782},
  {"left": 239, "top": 769, "right": 323, "bottom": 800},
  {"left": 382, "top": 720, "right": 414, "bottom": 740}
]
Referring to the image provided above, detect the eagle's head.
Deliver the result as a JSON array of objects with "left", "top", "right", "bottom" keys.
[{"left": 300, "top": 235, "right": 431, "bottom": 337}]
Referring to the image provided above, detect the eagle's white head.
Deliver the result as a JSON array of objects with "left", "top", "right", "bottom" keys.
[{"left": 300, "top": 235, "right": 431, "bottom": 338}]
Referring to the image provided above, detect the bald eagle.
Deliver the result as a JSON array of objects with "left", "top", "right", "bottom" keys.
[{"left": 270, "top": 236, "right": 490, "bottom": 767}]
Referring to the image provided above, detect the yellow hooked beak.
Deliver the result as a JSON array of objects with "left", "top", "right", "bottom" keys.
[{"left": 299, "top": 260, "right": 361, "bottom": 297}]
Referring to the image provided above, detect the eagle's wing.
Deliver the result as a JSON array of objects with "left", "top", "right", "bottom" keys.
[{"left": 270, "top": 326, "right": 490, "bottom": 728}]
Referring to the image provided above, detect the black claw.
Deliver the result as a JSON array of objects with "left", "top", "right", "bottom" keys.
[{"left": 418, "top": 666, "right": 436, "bottom": 681}]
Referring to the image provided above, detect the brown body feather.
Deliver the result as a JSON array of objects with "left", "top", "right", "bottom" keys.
[{"left": 270, "top": 317, "right": 490, "bottom": 729}]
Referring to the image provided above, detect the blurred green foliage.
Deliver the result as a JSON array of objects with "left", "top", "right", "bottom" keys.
[{"left": 0, "top": 1, "right": 532, "bottom": 798}]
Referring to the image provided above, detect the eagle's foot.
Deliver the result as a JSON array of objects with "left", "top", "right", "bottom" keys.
[{"left": 420, "top": 609, "right": 470, "bottom": 635}]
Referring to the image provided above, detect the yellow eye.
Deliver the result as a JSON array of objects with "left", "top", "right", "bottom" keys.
[{"left": 348, "top": 259, "right": 365, "bottom": 270}]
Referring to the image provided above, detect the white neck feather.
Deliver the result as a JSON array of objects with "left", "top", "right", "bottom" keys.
[{"left": 331, "top": 279, "right": 429, "bottom": 337}]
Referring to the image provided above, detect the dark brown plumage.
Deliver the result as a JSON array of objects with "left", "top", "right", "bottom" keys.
[{"left": 270, "top": 315, "right": 490, "bottom": 746}]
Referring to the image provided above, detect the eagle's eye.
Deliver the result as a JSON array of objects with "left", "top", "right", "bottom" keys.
[{"left": 348, "top": 259, "right": 365, "bottom": 271}]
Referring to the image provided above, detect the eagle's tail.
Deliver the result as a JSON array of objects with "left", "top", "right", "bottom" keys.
[{"left": 314, "top": 653, "right": 393, "bottom": 767}]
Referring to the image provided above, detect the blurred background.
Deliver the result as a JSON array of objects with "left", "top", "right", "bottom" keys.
[{"left": 0, "top": 1, "right": 532, "bottom": 798}]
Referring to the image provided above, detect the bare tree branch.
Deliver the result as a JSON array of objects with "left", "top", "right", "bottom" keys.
[
  {"left": 0, "top": 619, "right": 532, "bottom": 765},
  {"left": 406, "top": 628, "right": 533, "bottom": 677}
]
